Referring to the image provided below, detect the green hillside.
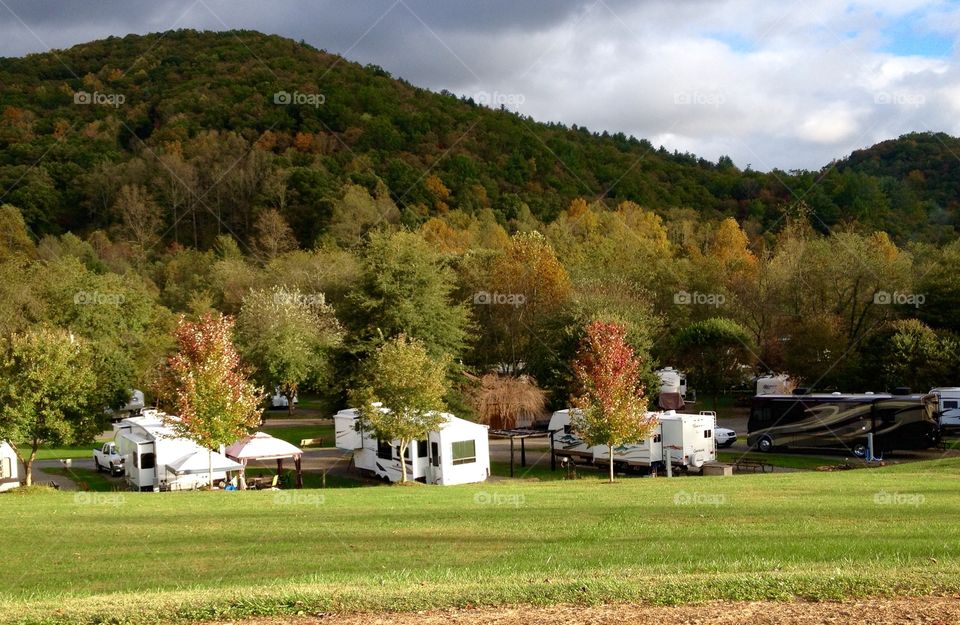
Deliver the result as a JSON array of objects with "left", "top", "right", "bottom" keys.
[{"left": 0, "top": 29, "right": 955, "bottom": 245}]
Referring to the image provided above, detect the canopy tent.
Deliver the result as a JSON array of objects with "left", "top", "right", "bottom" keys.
[
  {"left": 226, "top": 432, "right": 304, "bottom": 489},
  {"left": 164, "top": 449, "right": 242, "bottom": 491}
]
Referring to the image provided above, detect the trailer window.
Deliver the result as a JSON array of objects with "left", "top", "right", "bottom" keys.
[
  {"left": 704, "top": 429, "right": 712, "bottom": 439},
  {"left": 451, "top": 440, "right": 477, "bottom": 465},
  {"left": 418, "top": 440, "right": 428, "bottom": 458},
  {"left": 377, "top": 439, "right": 392, "bottom": 460},
  {"left": 139, "top": 453, "right": 155, "bottom": 470},
  {"left": 653, "top": 433, "right": 662, "bottom": 443},
  {"left": 944, "top": 400, "right": 958, "bottom": 410}
]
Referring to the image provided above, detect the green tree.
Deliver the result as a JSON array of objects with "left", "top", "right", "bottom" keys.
[
  {"left": 236, "top": 286, "right": 343, "bottom": 414},
  {"left": 571, "top": 320, "right": 655, "bottom": 483},
  {"left": 0, "top": 204, "right": 35, "bottom": 261},
  {"left": 674, "top": 317, "right": 756, "bottom": 407},
  {"left": 0, "top": 327, "right": 98, "bottom": 486},
  {"left": 859, "top": 319, "right": 951, "bottom": 392},
  {"left": 345, "top": 230, "right": 470, "bottom": 360},
  {"left": 351, "top": 335, "right": 450, "bottom": 483}
]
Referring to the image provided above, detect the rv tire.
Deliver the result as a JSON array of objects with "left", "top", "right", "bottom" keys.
[
  {"left": 94, "top": 459, "right": 102, "bottom": 472},
  {"left": 756, "top": 436, "right": 774, "bottom": 453},
  {"left": 851, "top": 443, "right": 868, "bottom": 458}
]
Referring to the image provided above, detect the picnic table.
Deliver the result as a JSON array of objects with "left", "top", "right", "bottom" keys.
[{"left": 734, "top": 458, "right": 773, "bottom": 473}]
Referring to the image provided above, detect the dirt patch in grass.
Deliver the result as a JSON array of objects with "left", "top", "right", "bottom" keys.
[{"left": 218, "top": 596, "right": 960, "bottom": 625}]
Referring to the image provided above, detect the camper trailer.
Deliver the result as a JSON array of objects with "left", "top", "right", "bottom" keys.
[
  {"left": 270, "top": 387, "right": 298, "bottom": 409},
  {"left": 0, "top": 441, "right": 23, "bottom": 492},
  {"left": 105, "top": 389, "right": 146, "bottom": 423},
  {"left": 548, "top": 409, "right": 714, "bottom": 472},
  {"left": 656, "top": 367, "right": 688, "bottom": 399},
  {"left": 549, "top": 409, "right": 663, "bottom": 469},
  {"left": 756, "top": 374, "right": 792, "bottom": 396},
  {"left": 660, "top": 411, "right": 717, "bottom": 469},
  {"left": 335, "top": 408, "right": 490, "bottom": 485},
  {"left": 546, "top": 409, "right": 593, "bottom": 463},
  {"left": 930, "top": 387, "right": 960, "bottom": 431},
  {"left": 114, "top": 411, "right": 241, "bottom": 491}
]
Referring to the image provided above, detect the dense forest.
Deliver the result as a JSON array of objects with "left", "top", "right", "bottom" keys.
[{"left": 2, "top": 29, "right": 960, "bottom": 420}]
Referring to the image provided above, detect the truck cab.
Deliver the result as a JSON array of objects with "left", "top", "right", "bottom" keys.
[{"left": 93, "top": 442, "right": 125, "bottom": 476}]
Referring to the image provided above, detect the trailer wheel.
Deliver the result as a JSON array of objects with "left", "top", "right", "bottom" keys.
[
  {"left": 852, "top": 443, "right": 868, "bottom": 458},
  {"left": 756, "top": 436, "right": 774, "bottom": 453}
]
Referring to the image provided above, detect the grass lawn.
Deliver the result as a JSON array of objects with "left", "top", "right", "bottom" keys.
[
  {"left": 41, "top": 467, "right": 121, "bottom": 492},
  {"left": 1, "top": 458, "right": 959, "bottom": 625},
  {"left": 716, "top": 450, "right": 840, "bottom": 471},
  {"left": 33, "top": 438, "right": 110, "bottom": 461},
  {"left": 260, "top": 423, "right": 335, "bottom": 447},
  {"left": 244, "top": 466, "right": 369, "bottom": 489}
]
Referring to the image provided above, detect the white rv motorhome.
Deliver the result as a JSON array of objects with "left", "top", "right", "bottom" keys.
[
  {"left": 335, "top": 408, "right": 490, "bottom": 485},
  {"left": 114, "top": 411, "right": 242, "bottom": 491},
  {"left": 549, "top": 409, "right": 715, "bottom": 471},
  {"left": 0, "top": 441, "right": 23, "bottom": 492},
  {"left": 930, "top": 387, "right": 960, "bottom": 431}
]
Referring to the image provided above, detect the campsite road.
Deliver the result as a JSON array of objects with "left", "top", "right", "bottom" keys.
[{"left": 206, "top": 596, "right": 960, "bottom": 625}]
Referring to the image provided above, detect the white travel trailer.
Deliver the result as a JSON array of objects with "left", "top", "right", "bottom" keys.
[
  {"left": 656, "top": 367, "right": 688, "bottom": 399},
  {"left": 591, "top": 422, "right": 663, "bottom": 468},
  {"left": 0, "top": 441, "right": 23, "bottom": 492},
  {"left": 756, "top": 374, "right": 792, "bottom": 396},
  {"left": 335, "top": 408, "right": 490, "bottom": 485},
  {"left": 114, "top": 411, "right": 242, "bottom": 491},
  {"left": 547, "top": 409, "right": 593, "bottom": 462},
  {"left": 549, "top": 409, "right": 714, "bottom": 472},
  {"left": 930, "top": 387, "right": 960, "bottom": 431},
  {"left": 270, "top": 387, "right": 298, "bottom": 409},
  {"left": 548, "top": 409, "right": 663, "bottom": 468},
  {"left": 659, "top": 411, "right": 716, "bottom": 469}
]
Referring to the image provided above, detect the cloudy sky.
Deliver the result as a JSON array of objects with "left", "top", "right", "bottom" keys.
[{"left": 1, "top": 0, "right": 959, "bottom": 170}]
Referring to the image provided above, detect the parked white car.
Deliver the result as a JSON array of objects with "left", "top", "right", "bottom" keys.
[{"left": 715, "top": 427, "right": 737, "bottom": 448}]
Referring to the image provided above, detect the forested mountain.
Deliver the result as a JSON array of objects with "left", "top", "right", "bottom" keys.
[
  {"left": 0, "top": 29, "right": 956, "bottom": 246},
  {"left": 3, "top": 29, "right": 960, "bottom": 415}
]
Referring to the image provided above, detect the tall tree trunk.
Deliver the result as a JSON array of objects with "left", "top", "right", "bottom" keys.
[
  {"left": 23, "top": 445, "right": 37, "bottom": 487},
  {"left": 608, "top": 444, "right": 615, "bottom": 484},
  {"left": 400, "top": 441, "right": 408, "bottom": 483},
  {"left": 208, "top": 449, "right": 213, "bottom": 490}
]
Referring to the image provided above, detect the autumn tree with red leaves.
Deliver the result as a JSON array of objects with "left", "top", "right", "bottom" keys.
[
  {"left": 165, "top": 312, "right": 263, "bottom": 487},
  {"left": 571, "top": 320, "right": 655, "bottom": 483}
]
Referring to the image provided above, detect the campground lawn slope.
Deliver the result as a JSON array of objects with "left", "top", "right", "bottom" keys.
[{"left": 1, "top": 459, "right": 959, "bottom": 625}]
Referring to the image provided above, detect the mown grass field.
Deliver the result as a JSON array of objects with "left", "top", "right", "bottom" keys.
[{"left": 2, "top": 459, "right": 959, "bottom": 625}]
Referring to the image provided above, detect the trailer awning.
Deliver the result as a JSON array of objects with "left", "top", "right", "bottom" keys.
[
  {"left": 165, "top": 450, "right": 242, "bottom": 476},
  {"left": 226, "top": 432, "right": 303, "bottom": 462}
]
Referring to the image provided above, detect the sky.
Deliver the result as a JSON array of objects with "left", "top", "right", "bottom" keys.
[{"left": 1, "top": 0, "right": 959, "bottom": 170}]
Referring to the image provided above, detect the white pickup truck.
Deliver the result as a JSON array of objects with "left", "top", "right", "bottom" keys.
[{"left": 93, "top": 442, "right": 125, "bottom": 476}]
